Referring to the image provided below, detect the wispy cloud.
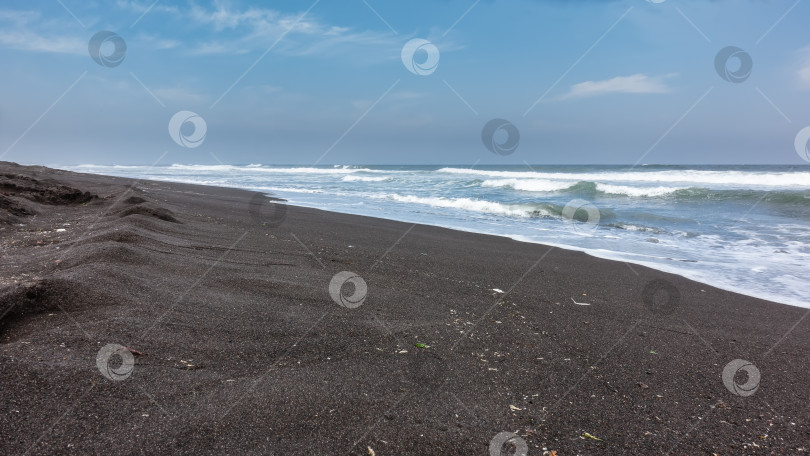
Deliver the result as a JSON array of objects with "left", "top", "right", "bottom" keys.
[
  {"left": 0, "top": 9, "right": 85, "bottom": 55},
  {"left": 0, "top": 29, "right": 85, "bottom": 55},
  {"left": 180, "top": 2, "right": 398, "bottom": 57},
  {"left": 559, "top": 73, "right": 674, "bottom": 100}
]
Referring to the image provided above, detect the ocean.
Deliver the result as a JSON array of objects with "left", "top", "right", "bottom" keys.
[{"left": 62, "top": 164, "right": 810, "bottom": 309}]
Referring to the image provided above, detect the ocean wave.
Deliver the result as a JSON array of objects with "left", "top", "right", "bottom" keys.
[
  {"left": 437, "top": 167, "right": 810, "bottom": 188},
  {"left": 670, "top": 188, "right": 810, "bottom": 206},
  {"left": 482, "top": 178, "right": 686, "bottom": 197},
  {"left": 167, "top": 164, "right": 377, "bottom": 174},
  {"left": 342, "top": 175, "right": 390, "bottom": 182},
  {"left": 596, "top": 183, "right": 687, "bottom": 197},
  {"left": 251, "top": 186, "right": 325, "bottom": 194},
  {"left": 384, "top": 194, "right": 562, "bottom": 218},
  {"left": 387, "top": 194, "right": 538, "bottom": 217},
  {"left": 481, "top": 178, "right": 577, "bottom": 192}
]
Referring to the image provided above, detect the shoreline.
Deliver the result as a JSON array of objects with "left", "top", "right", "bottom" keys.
[
  {"left": 2, "top": 162, "right": 808, "bottom": 454},
  {"left": 52, "top": 164, "right": 806, "bottom": 309}
]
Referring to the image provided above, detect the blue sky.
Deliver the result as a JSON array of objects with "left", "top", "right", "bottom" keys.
[{"left": 1, "top": 0, "right": 809, "bottom": 165}]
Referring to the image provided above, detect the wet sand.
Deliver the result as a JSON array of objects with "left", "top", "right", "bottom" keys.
[{"left": 1, "top": 161, "right": 808, "bottom": 455}]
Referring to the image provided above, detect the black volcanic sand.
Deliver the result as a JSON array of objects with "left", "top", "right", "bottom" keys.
[{"left": 1, "top": 161, "right": 808, "bottom": 455}]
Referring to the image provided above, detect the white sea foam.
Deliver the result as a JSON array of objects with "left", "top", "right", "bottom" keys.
[
  {"left": 481, "top": 178, "right": 577, "bottom": 192},
  {"left": 386, "top": 194, "right": 537, "bottom": 217},
  {"left": 166, "top": 164, "right": 379, "bottom": 174},
  {"left": 438, "top": 167, "right": 810, "bottom": 189},
  {"left": 595, "top": 183, "right": 686, "bottom": 197},
  {"left": 342, "top": 175, "right": 390, "bottom": 182},
  {"left": 251, "top": 186, "right": 325, "bottom": 194}
]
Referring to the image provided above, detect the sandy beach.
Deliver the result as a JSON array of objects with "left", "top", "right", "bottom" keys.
[{"left": 1, "top": 161, "right": 808, "bottom": 455}]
